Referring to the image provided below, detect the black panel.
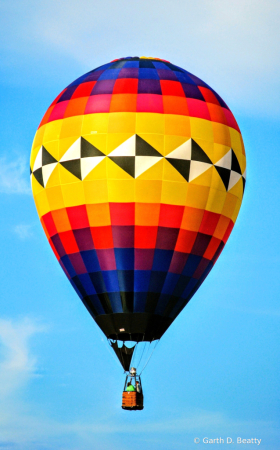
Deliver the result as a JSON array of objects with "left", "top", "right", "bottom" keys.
[
  {"left": 136, "top": 135, "right": 162, "bottom": 156},
  {"left": 97, "top": 293, "right": 113, "bottom": 314},
  {"left": 144, "top": 292, "right": 160, "bottom": 314},
  {"left": 191, "top": 139, "right": 212, "bottom": 164},
  {"left": 214, "top": 166, "right": 230, "bottom": 190},
  {"left": 166, "top": 158, "right": 190, "bottom": 181},
  {"left": 33, "top": 168, "right": 44, "bottom": 187},
  {"left": 242, "top": 177, "right": 246, "bottom": 193},
  {"left": 81, "top": 137, "right": 105, "bottom": 157},
  {"left": 60, "top": 160, "right": 82, "bottom": 180},
  {"left": 109, "top": 156, "right": 135, "bottom": 178},
  {"left": 231, "top": 150, "right": 241, "bottom": 174},
  {"left": 120, "top": 292, "right": 134, "bottom": 313},
  {"left": 42, "top": 146, "right": 57, "bottom": 165},
  {"left": 139, "top": 59, "right": 155, "bottom": 68}
]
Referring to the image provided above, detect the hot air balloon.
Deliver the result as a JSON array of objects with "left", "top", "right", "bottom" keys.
[{"left": 30, "top": 57, "right": 246, "bottom": 410}]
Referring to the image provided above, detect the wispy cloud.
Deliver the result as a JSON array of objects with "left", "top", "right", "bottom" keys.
[
  {"left": 13, "top": 224, "right": 34, "bottom": 240},
  {"left": 0, "top": 157, "right": 30, "bottom": 195}
]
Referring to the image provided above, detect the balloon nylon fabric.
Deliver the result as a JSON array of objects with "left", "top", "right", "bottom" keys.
[{"left": 30, "top": 57, "right": 246, "bottom": 343}]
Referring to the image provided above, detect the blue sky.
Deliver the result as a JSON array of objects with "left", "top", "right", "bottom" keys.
[{"left": 0, "top": 0, "right": 279, "bottom": 449}]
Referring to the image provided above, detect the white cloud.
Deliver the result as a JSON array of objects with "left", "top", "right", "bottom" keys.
[
  {"left": 0, "top": 157, "right": 31, "bottom": 195},
  {"left": 13, "top": 224, "right": 34, "bottom": 240}
]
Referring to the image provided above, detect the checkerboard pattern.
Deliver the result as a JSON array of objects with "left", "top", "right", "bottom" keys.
[{"left": 30, "top": 57, "right": 246, "bottom": 341}]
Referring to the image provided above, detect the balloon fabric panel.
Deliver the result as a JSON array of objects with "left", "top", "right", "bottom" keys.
[{"left": 30, "top": 57, "right": 246, "bottom": 342}]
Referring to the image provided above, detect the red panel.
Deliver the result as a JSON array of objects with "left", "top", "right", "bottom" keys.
[
  {"left": 39, "top": 105, "right": 54, "bottom": 127},
  {"left": 160, "top": 80, "right": 185, "bottom": 97},
  {"left": 71, "top": 81, "right": 96, "bottom": 98},
  {"left": 199, "top": 211, "right": 220, "bottom": 236},
  {"left": 162, "top": 96, "right": 189, "bottom": 115},
  {"left": 110, "top": 203, "right": 135, "bottom": 225},
  {"left": 59, "top": 230, "right": 80, "bottom": 254},
  {"left": 207, "top": 103, "right": 227, "bottom": 125},
  {"left": 50, "top": 89, "right": 67, "bottom": 107},
  {"left": 158, "top": 204, "right": 184, "bottom": 228},
  {"left": 223, "top": 108, "right": 240, "bottom": 132},
  {"left": 42, "top": 212, "right": 57, "bottom": 237},
  {"left": 198, "top": 87, "right": 220, "bottom": 106},
  {"left": 110, "top": 94, "right": 137, "bottom": 112},
  {"left": 48, "top": 100, "right": 69, "bottom": 121},
  {"left": 49, "top": 238, "right": 60, "bottom": 260},
  {"left": 85, "top": 94, "right": 112, "bottom": 113},
  {"left": 64, "top": 97, "right": 88, "bottom": 118},
  {"left": 193, "top": 258, "right": 210, "bottom": 279},
  {"left": 175, "top": 229, "right": 197, "bottom": 253},
  {"left": 203, "top": 236, "right": 221, "bottom": 260},
  {"left": 91, "top": 226, "right": 114, "bottom": 249},
  {"left": 67, "top": 205, "right": 89, "bottom": 229},
  {"left": 223, "top": 220, "right": 234, "bottom": 243},
  {"left": 187, "top": 99, "right": 211, "bottom": 120},
  {"left": 113, "top": 78, "right": 138, "bottom": 94},
  {"left": 135, "top": 226, "right": 158, "bottom": 248},
  {"left": 137, "top": 94, "right": 163, "bottom": 113}
]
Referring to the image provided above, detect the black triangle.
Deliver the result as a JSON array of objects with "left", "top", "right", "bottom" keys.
[
  {"left": 191, "top": 139, "right": 212, "bottom": 164},
  {"left": 214, "top": 166, "right": 231, "bottom": 190},
  {"left": 81, "top": 137, "right": 105, "bottom": 158},
  {"left": 42, "top": 146, "right": 58, "bottom": 166},
  {"left": 60, "top": 160, "right": 82, "bottom": 180},
  {"left": 242, "top": 176, "right": 246, "bottom": 194},
  {"left": 166, "top": 159, "right": 190, "bottom": 182},
  {"left": 231, "top": 149, "right": 241, "bottom": 174},
  {"left": 33, "top": 168, "right": 44, "bottom": 187},
  {"left": 109, "top": 156, "right": 135, "bottom": 178},
  {"left": 136, "top": 135, "right": 162, "bottom": 157}
]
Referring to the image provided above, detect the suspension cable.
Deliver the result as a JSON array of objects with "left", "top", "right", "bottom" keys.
[{"left": 139, "top": 340, "right": 160, "bottom": 375}]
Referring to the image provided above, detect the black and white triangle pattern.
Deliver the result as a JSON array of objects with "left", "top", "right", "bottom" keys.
[{"left": 31, "top": 135, "right": 246, "bottom": 193}]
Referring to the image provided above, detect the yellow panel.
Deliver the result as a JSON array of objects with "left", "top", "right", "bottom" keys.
[
  {"left": 81, "top": 113, "right": 109, "bottom": 134},
  {"left": 190, "top": 165, "right": 213, "bottom": 188},
  {"left": 231, "top": 197, "right": 242, "bottom": 223},
  {"left": 107, "top": 133, "right": 134, "bottom": 154},
  {"left": 32, "top": 125, "right": 46, "bottom": 149},
  {"left": 61, "top": 182, "right": 85, "bottom": 207},
  {"left": 59, "top": 164, "right": 81, "bottom": 185},
  {"left": 83, "top": 179, "right": 109, "bottom": 204},
  {"left": 163, "top": 158, "right": 187, "bottom": 182},
  {"left": 83, "top": 158, "right": 107, "bottom": 180},
  {"left": 190, "top": 117, "right": 213, "bottom": 142},
  {"left": 108, "top": 112, "right": 136, "bottom": 133},
  {"left": 229, "top": 128, "right": 242, "bottom": 154},
  {"left": 106, "top": 157, "right": 133, "bottom": 180},
  {"left": 59, "top": 136, "right": 80, "bottom": 159},
  {"left": 138, "top": 134, "right": 164, "bottom": 155},
  {"left": 206, "top": 188, "right": 227, "bottom": 214},
  {"left": 161, "top": 180, "right": 188, "bottom": 205},
  {"left": 136, "top": 113, "right": 164, "bottom": 134},
  {"left": 31, "top": 175, "right": 44, "bottom": 196},
  {"left": 228, "top": 177, "right": 243, "bottom": 201},
  {"left": 108, "top": 179, "right": 135, "bottom": 202},
  {"left": 135, "top": 179, "right": 162, "bottom": 203},
  {"left": 165, "top": 114, "right": 191, "bottom": 136},
  {"left": 212, "top": 143, "right": 231, "bottom": 165},
  {"left": 59, "top": 116, "right": 83, "bottom": 139},
  {"left": 185, "top": 184, "right": 210, "bottom": 209},
  {"left": 222, "top": 193, "right": 238, "bottom": 219},
  {"left": 212, "top": 122, "right": 231, "bottom": 147},
  {"left": 44, "top": 140, "right": 59, "bottom": 161},
  {"left": 81, "top": 133, "right": 107, "bottom": 154},
  {"left": 43, "top": 120, "right": 63, "bottom": 144},
  {"left": 164, "top": 135, "right": 190, "bottom": 156},
  {"left": 211, "top": 167, "right": 228, "bottom": 191},
  {"left": 45, "top": 163, "right": 60, "bottom": 188},
  {"left": 137, "top": 159, "right": 164, "bottom": 181},
  {"left": 45, "top": 186, "right": 65, "bottom": 211},
  {"left": 34, "top": 189, "right": 50, "bottom": 218},
  {"left": 30, "top": 145, "right": 41, "bottom": 170}
]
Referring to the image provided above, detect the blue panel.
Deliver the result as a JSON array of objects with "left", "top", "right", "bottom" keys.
[
  {"left": 152, "top": 249, "right": 173, "bottom": 272},
  {"left": 175, "top": 72, "right": 196, "bottom": 85},
  {"left": 138, "top": 69, "right": 159, "bottom": 79},
  {"left": 115, "top": 248, "right": 134, "bottom": 270},
  {"left": 78, "top": 273, "right": 97, "bottom": 295},
  {"left": 133, "top": 292, "right": 147, "bottom": 313},
  {"left": 154, "top": 293, "right": 171, "bottom": 315},
  {"left": 123, "top": 61, "right": 139, "bottom": 68},
  {"left": 182, "top": 277, "right": 199, "bottom": 299},
  {"left": 67, "top": 71, "right": 93, "bottom": 87},
  {"left": 173, "top": 275, "right": 191, "bottom": 297},
  {"left": 108, "top": 292, "right": 123, "bottom": 313},
  {"left": 134, "top": 270, "right": 151, "bottom": 292},
  {"left": 89, "top": 272, "right": 107, "bottom": 294},
  {"left": 148, "top": 271, "right": 167, "bottom": 293},
  {"left": 98, "top": 69, "right": 121, "bottom": 80},
  {"left": 117, "top": 270, "right": 134, "bottom": 292},
  {"left": 182, "top": 254, "right": 202, "bottom": 277},
  {"left": 86, "top": 294, "right": 105, "bottom": 315},
  {"left": 60, "top": 255, "right": 76, "bottom": 278},
  {"left": 152, "top": 61, "right": 171, "bottom": 70},
  {"left": 81, "top": 250, "right": 101, "bottom": 273},
  {"left": 161, "top": 272, "right": 180, "bottom": 295},
  {"left": 102, "top": 270, "right": 120, "bottom": 292},
  {"left": 70, "top": 276, "right": 87, "bottom": 299}
]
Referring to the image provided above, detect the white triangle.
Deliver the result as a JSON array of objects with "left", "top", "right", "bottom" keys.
[
  {"left": 135, "top": 156, "right": 162, "bottom": 178},
  {"left": 42, "top": 163, "right": 58, "bottom": 187},
  {"left": 189, "top": 161, "right": 212, "bottom": 182},
  {"left": 33, "top": 147, "right": 43, "bottom": 172},
  {"left": 81, "top": 156, "right": 105, "bottom": 179},
  {"left": 242, "top": 168, "right": 247, "bottom": 180},
  {"left": 166, "top": 139, "right": 192, "bottom": 160},
  {"left": 108, "top": 135, "right": 136, "bottom": 157},
  {"left": 215, "top": 149, "right": 232, "bottom": 170},
  {"left": 228, "top": 171, "right": 241, "bottom": 191},
  {"left": 60, "top": 138, "right": 81, "bottom": 162}
]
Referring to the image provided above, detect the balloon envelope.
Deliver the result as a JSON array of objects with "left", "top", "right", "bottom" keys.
[{"left": 30, "top": 57, "right": 246, "bottom": 343}]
